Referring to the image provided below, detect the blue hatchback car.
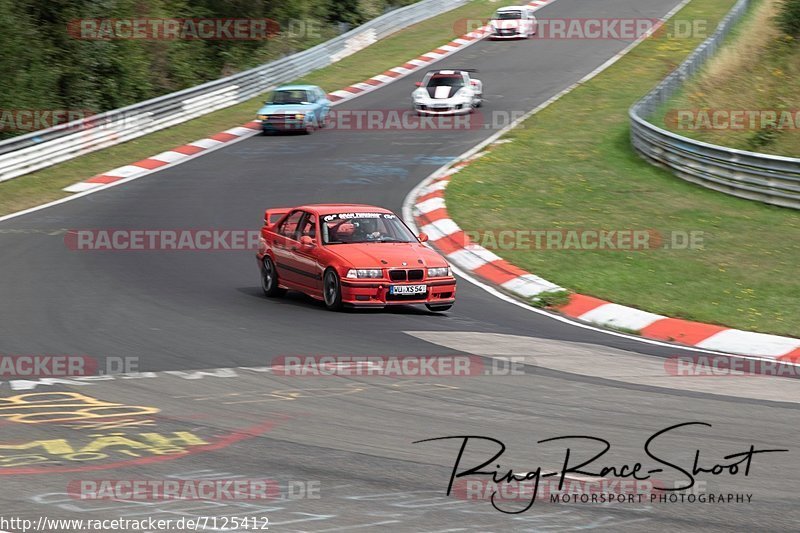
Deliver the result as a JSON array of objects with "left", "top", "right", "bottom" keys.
[{"left": 256, "top": 85, "right": 331, "bottom": 134}]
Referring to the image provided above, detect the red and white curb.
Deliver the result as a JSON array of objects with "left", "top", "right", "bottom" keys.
[
  {"left": 407, "top": 1, "right": 800, "bottom": 361},
  {"left": 325, "top": 32, "right": 483, "bottom": 105},
  {"left": 412, "top": 155, "right": 800, "bottom": 361},
  {"left": 326, "top": 0, "right": 554, "bottom": 104},
  {"left": 63, "top": 0, "right": 556, "bottom": 193},
  {"left": 62, "top": 0, "right": 556, "bottom": 194},
  {"left": 63, "top": 124, "right": 262, "bottom": 193}
]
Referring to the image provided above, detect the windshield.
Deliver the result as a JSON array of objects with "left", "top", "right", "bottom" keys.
[
  {"left": 494, "top": 10, "right": 522, "bottom": 20},
  {"left": 426, "top": 75, "right": 464, "bottom": 88},
  {"left": 271, "top": 90, "right": 310, "bottom": 105},
  {"left": 322, "top": 212, "right": 418, "bottom": 244}
]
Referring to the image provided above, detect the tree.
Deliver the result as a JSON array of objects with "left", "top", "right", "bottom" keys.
[{"left": 327, "top": 0, "right": 363, "bottom": 25}]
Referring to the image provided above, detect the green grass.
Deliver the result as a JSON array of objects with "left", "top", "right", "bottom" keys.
[
  {"left": 527, "top": 289, "right": 571, "bottom": 309},
  {"left": 446, "top": 0, "right": 800, "bottom": 337},
  {"left": 0, "top": 0, "right": 498, "bottom": 216},
  {"left": 654, "top": 0, "right": 800, "bottom": 156}
]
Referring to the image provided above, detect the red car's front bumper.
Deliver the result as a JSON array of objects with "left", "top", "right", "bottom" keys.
[{"left": 340, "top": 278, "right": 456, "bottom": 307}]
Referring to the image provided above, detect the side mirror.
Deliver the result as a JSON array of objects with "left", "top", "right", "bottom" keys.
[
  {"left": 264, "top": 100, "right": 272, "bottom": 105},
  {"left": 300, "top": 235, "right": 314, "bottom": 247},
  {"left": 415, "top": 82, "right": 423, "bottom": 87},
  {"left": 418, "top": 233, "right": 429, "bottom": 243}
]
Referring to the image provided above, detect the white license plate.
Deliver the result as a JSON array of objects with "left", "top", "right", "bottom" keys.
[{"left": 390, "top": 285, "right": 427, "bottom": 295}]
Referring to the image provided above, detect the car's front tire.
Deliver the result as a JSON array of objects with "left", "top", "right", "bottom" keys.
[
  {"left": 261, "top": 256, "right": 287, "bottom": 297},
  {"left": 426, "top": 304, "right": 452, "bottom": 312},
  {"left": 323, "top": 268, "right": 344, "bottom": 311}
]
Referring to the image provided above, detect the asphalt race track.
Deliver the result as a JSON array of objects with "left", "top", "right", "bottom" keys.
[{"left": 0, "top": 0, "right": 798, "bottom": 531}]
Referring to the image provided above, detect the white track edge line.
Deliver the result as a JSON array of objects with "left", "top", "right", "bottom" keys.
[{"left": 399, "top": 0, "right": 794, "bottom": 361}]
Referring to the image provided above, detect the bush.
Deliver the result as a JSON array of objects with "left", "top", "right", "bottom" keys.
[{"left": 777, "top": 0, "right": 800, "bottom": 36}]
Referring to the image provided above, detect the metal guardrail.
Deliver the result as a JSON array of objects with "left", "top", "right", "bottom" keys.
[
  {"left": 629, "top": 0, "right": 800, "bottom": 210},
  {"left": 0, "top": 0, "right": 467, "bottom": 183}
]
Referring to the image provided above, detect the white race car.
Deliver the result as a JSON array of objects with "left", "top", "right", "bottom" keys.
[
  {"left": 490, "top": 6, "right": 538, "bottom": 39},
  {"left": 412, "top": 69, "right": 483, "bottom": 115}
]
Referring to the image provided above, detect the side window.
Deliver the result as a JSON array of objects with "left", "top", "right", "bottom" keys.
[
  {"left": 300, "top": 214, "right": 317, "bottom": 240},
  {"left": 317, "top": 88, "right": 327, "bottom": 101},
  {"left": 278, "top": 211, "right": 304, "bottom": 240},
  {"left": 305, "top": 91, "right": 316, "bottom": 103}
]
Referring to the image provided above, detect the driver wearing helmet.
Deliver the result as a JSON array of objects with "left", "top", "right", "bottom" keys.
[
  {"left": 354, "top": 218, "right": 382, "bottom": 241},
  {"left": 332, "top": 222, "right": 356, "bottom": 242}
]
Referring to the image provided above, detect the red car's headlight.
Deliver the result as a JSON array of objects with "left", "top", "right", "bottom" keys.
[
  {"left": 427, "top": 267, "right": 450, "bottom": 278},
  {"left": 346, "top": 269, "right": 383, "bottom": 279}
]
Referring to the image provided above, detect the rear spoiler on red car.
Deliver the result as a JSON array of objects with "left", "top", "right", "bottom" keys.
[
  {"left": 426, "top": 68, "right": 478, "bottom": 74},
  {"left": 264, "top": 208, "right": 291, "bottom": 227}
]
